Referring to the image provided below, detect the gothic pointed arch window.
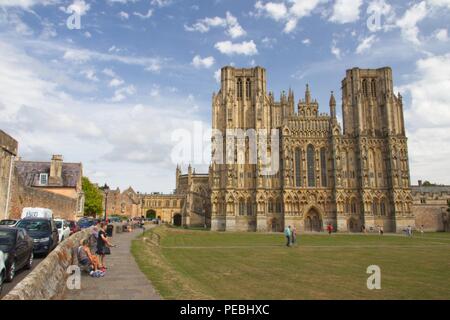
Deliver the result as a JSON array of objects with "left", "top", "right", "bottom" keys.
[
  {"left": 247, "top": 201, "right": 253, "bottom": 216},
  {"left": 350, "top": 198, "right": 357, "bottom": 214},
  {"left": 371, "top": 79, "right": 376, "bottom": 97},
  {"left": 239, "top": 199, "right": 246, "bottom": 215},
  {"left": 372, "top": 199, "right": 379, "bottom": 215},
  {"left": 295, "top": 147, "right": 302, "bottom": 187},
  {"left": 237, "top": 78, "right": 243, "bottom": 98},
  {"left": 245, "top": 78, "right": 251, "bottom": 99},
  {"left": 380, "top": 199, "right": 387, "bottom": 216},
  {"left": 307, "top": 144, "right": 315, "bottom": 187},
  {"left": 320, "top": 147, "right": 327, "bottom": 187},
  {"left": 362, "top": 79, "right": 368, "bottom": 97}
]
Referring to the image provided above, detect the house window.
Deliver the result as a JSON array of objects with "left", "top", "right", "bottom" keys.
[{"left": 39, "top": 173, "right": 48, "bottom": 185}]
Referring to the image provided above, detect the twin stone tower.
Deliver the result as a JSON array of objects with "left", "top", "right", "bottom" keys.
[{"left": 208, "top": 66, "right": 414, "bottom": 233}]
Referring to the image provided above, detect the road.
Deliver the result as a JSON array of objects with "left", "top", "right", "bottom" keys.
[{"left": 0, "top": 255, "right": 44, "bottom": 298}]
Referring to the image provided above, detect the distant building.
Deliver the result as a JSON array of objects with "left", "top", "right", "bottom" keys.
[
  {"left": 100, "top": 185, "right": 140, "bottom": 218},
  {"left": 0, "top": 130, "right": 18, "bottom": 219},
  {"left": 412, "top": 180, "right": 450, "bottom": 232},
  {"left": 141, "top": 164, "right": 210, "bottom": 226},
  {"left": 9, "top": 154, "right": 84, "bottom": 220}
]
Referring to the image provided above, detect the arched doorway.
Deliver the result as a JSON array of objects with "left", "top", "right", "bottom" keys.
[
  {"left": 146, "top": 209, "right": 156, "bottom": 219},
  {"left": 173, "top": 214, "right": 182, "bottom": 226},
  {"left": 347, "top": 218, "right": 359, "bottom": 232},
  {"left": 270, "top": 218, "right": 278, "bottom": 232},
  {"left": 304, "top": 208, "right": 322, "bottom": 232}
]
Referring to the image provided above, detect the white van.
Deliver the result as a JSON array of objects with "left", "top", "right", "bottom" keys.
[{"left": 21, "top": 207, "right": 53, "bottom": 220}]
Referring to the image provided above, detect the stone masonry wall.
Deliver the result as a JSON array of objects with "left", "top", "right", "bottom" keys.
[{"left": 8, "top": 167, "right": 78, "bottom": 220}]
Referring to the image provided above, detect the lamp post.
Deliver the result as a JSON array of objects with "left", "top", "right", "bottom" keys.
[{"left": 103, "top": 183, "right": 110, "bottom": 222}]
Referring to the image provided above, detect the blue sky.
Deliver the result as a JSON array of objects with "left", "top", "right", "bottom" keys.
[{"left": 0, "top": 0, "right": 449, "bottom": 192}]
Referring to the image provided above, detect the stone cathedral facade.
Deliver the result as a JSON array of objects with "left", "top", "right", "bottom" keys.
[{"left": 209, "top": 66, "right": 415, "bottom": 232}]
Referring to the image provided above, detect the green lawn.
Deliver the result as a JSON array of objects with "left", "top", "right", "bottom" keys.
[{"left": 131, "top": 226, "right": 450, "bottom": 300}]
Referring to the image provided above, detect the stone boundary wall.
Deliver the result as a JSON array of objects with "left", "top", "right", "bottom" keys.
[{"left": 2, "top": 228, "right": 92, "bottom": 300}]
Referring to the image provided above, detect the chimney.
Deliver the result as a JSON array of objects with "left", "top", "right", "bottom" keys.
[
  {"left": 418, "top": 180, "right": 422, "bottom": 187},
  {"left": 49, "top": 154, "right": 63, "bottom": 185}
]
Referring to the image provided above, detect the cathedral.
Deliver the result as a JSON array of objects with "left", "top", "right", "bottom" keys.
[{"left": 209, "top": 66, "right": 414, "bottom": 232}]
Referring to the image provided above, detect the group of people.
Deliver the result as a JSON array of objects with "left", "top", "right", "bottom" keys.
[
  {"left": 284, "top": 226, "right": 297, "bottom": 247},
  {"left": 77, "top": 222, "right": 115, "bottom": 277}
]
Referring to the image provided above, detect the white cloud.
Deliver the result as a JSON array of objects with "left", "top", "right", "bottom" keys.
[
  {"left": 214, "top": 40, "right": 258, "bottom": 56},
  {"left": 261, "top": 37, "right": 277, "bottom": 48},
  {"left": 366, "top": 0, "right": 396, "bottom": 31},
  {"left": 214, "top": 69, "right": 221, "bottom": 83},
  {"left": 112, "top": 85, "right": 136, "bottom": 102},
  {"left": 329, "top": 0, "right": 363, "bottom": 24},
  {"left": 84, "top": 31, "right": 91, "bottom": 38},
  {"left": 399, "top": 53, "right": 450, "bottom": 183},
  {"left": 302, "top": 38, "right": 311, "bottom": 45},
  {"left": 192, "top": 55, "right": 215, "bottom": 69},
  {"left": 119, "top": 11, "right": 129, "bottom": 20},
  {"left": 63, "top": 49, "right": 91, "bottom": 63},
  {"left": 102, "top": 68, "right": 116, "bottom": 78},
  {"left": 435, "top": 28, "right": 448, "bottom": 42},
  {"left": 356, "top": 35, "right": 378, "bottom": 54},
  {"left": 0, "top": 0, "right": 57, "bottom": 9},
  {"left": 255, "top": 1, "right": 288, "bottom": 21},
  {"left": 81, "top": 69, "right": 98, "bottom": 81},
  {"left": 427, "top": 0, "right": 450, "bottom": 9},
  {"left": 66, "top": 0, "right": 90, "bottom": 16},
  {"left": 151, "top": 0, "right": 172, "bottom": 7},
  {"left": 396, "top": 1, "right": 428, "bottom": 45},
  {"left": 109, "top": 78, "right": 124, "bottom": 87},
  {"left": 254, "top": 0, "right": 321, "bottom": 33},
  {"left": 185, "top": 11, "right": 246, "bottom": 39},
  {"left": 331, "top": 40, "right": 341, "bottom": 59},
  {"left": 133, "top": 10, "right": 153, "bottom": 19}
]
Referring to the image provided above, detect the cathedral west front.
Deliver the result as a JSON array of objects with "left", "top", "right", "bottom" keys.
[{"left": 208, "top": 66, "right": 414, "bottom": 233}]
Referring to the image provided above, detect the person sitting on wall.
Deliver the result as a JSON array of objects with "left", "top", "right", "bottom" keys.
[{"left": 78, "top": 239, "right": 104, "bottom": 277}]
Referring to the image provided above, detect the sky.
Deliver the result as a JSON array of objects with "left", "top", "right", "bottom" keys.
[{"left": 0, "top": 0, "right": 449, "bottom": 193}]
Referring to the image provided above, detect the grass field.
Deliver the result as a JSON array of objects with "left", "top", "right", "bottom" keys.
[{"left": 131, "top": 226, "right": 450, "bottom": 300}]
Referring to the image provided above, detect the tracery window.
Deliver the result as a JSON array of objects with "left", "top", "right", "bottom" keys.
[
  {"left": 295, "top": 148, "right": 302, "bottom": 187},
  {"left": 237, "top": 78, "right": 243, "bottom": 98},
  {"left": 245, "top": 78, "right": 251, "bottom": 99},
  {"left": 320, "top": 147, "right": 327, "bottom": 187},
  {"left": 307, "top": 144, "right": 315, "bottom": 187}
]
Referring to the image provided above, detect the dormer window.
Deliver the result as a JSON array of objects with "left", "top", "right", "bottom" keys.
[{"left": 39, "top": 173, "right": 48, "bottom": 185}]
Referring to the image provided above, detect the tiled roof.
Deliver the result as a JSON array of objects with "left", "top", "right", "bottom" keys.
[{"left": 15, "top": 161, "right": 82, "bottom": 188}]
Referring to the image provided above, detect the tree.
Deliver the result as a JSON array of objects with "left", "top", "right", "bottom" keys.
[{"left": 82, "top": 177, "right": 103, "bottom": 217}]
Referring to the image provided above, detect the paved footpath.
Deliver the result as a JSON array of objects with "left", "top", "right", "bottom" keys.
[{"left": 64, "top": 227, "right": 161, "bottom": 300}]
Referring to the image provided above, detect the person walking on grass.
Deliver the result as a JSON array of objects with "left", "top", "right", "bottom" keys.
[
  {"left": 326, "top": 223, "right": 333, "bottom": 235},
  {"left": 420, "top": 224, "right": 424, "bottom": 235},
  {"left": 291, "top": 226, "right": 297, "bottom": 245},
  {"left": 407, "top": 225, "right": 413, "bottom": 237},
  {"left": 284, "top": 226, "right": 291, "bottom": 247},
  {"left": 97, "top": 222, "right": 115, "bottom": 271}
]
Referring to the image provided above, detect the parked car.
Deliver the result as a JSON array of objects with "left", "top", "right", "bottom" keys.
[
  {"left": 0, "top": 250, "right": 6, "bottom": 294},
  {"left": 78, "top": 217, "right": 95, "bottom": 229},
  {"left": 53, "top": 219, "right": 71, "bottom": 242},
  {"left": 0, "top": 219, "right": 19, "bottom": 227},
  {"left": 68, "top": 220, "right": 80, "bottom": 235},
  {"left": 16, "top": 218, "right": 59, "bottom": 255},
  {"left": 0, "top": 227, "right": 34, "bottom": 283}
]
